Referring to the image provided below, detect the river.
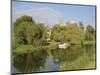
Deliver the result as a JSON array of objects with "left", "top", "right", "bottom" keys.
[{"left": 12, "top": 44, "right": 96, "bottom": 74}]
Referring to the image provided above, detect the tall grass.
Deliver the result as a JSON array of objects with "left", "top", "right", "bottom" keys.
[{"left": 60, "top": 55, "right": 95, "bottom": 70}]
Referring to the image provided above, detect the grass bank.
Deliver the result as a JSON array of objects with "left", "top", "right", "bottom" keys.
[{"left": 13, "top": 45, "right": 41, "bottom": 54}]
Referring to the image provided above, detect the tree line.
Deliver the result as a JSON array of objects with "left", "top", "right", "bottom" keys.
[{"left": 13, "top": 15, "right": 96, "bottom": 47}]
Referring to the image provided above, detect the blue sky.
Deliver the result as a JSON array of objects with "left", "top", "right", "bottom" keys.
[{"left": 12, "top": 1, "right": 96, "bottom": 28}]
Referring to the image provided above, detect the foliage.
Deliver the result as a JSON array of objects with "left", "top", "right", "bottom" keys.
[
  {"left": 14, "top": 22, "right": 30, "bottom": 44},
  {"left": 85, "top": 25, "right": 95, "bottom": 41},
  {"left": 12, "top": 15, "right": 96, "bottom": 72},
  {"left": 79, "top": 21, "right": 84, "bottom": 31},
  {"left": 48, "top": 42, "right": 58, "bottom": 50},
  {"left": 13, "top": 16, "right": 46, "bottom": 46},
  {"left": 13, "top": 15, "right": 35, "bottom": 27},
  {"left": 65, "top": 23, "right": 84, "bottom": 44},
  {"left": 13, "top": 15, "right": 95, "bottom": 46},
  {"left": 51, "top": 22, "right": 84, "bottom": 44}
]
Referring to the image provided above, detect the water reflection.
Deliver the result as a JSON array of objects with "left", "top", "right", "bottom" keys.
[
  {"left": 13, "top": 44, "right": 96, "bottom": 73},
  {"left": 50, "top": 45, "right": 83, "bottom": 64},
  {"left": 83, "top": 44, "right": 96, "bottom": 61},
  {"left": 13, "top": 49, "right": 48, "bottom": 73}
]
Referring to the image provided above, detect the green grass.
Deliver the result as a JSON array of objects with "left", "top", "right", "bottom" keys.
[
  {"left": 47, "top": 43, "right": 58, "bottom": 50},
  {"left": 60, "top": 55, "right": 95, "bottom": 70},
  {"left": 13, "top": 45, "right": 41, "bottom": 54}
]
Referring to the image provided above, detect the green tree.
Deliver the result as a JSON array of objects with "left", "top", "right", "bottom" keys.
[
  {"left": 79, "top": 21, "right": 84, "bottom": 31},
  {"left": 13, "top": 16, "right": 46, "bottom": 46},
  {"left": 85, "top": 25, "right": 95, "bottom": 41},
  {"left": 26, "top": 23, "right": 37, "bottom": 44},
  {"left": 13, "top": 15, "right": 35, "bottom": 27},
  {"left": 14, "top": 22, "right": 28, "bottom": 44},
  {"left": 51, "top": 21, "right": 84, "bottom": 44},
  {"left": 13, "top": 16, "right": 35, "bottom": 44},
  {"left": 65, "top": 23, "right": 84, "bottom": 44},
  {"left": 51, "top": 22, "right": 66, "bottom": 42}
]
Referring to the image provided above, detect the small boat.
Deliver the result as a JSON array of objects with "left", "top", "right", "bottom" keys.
[{"left": 58, "top": 42, "right": 70, "bottom": 49}]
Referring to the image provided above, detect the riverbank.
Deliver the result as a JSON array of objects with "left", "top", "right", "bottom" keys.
[{"left": 13, "top": 40, "right": 96, "bottom": 54}]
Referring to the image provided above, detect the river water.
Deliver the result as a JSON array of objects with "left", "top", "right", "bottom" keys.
[{"left": 12, "top": 44, "right": 96, "bottom": 74}]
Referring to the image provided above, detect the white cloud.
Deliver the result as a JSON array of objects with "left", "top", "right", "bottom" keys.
[{"left": 12, "top": 7, "right": 63, "bottom": 26}]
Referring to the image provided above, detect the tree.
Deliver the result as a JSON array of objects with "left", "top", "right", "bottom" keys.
[
  {"left": 65, "top": 23, "right": 84, "bottom": 44},
  {"left": 14, "top": 22, "right": 33, "bottom": 44},
  {"left": 13, "top": 16, "right": 46, "bottom": 46},
  {"left": 85, "top": 25, "right": 95, "bottom": 41},
  {"left": 13, "top": 16, "right": 35, "bottom": 44},
  {"left": 79, "top": 21, "right": 84, "bottom": 31},
  {"left": 51, "top": 21, "right": 84, "bottom": 44},
  {"left": 26, "top": 23, "right": 37, "bottom": 44},
  {"left": 13, "top": 15, "right": 35, "bottom": 27}
]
